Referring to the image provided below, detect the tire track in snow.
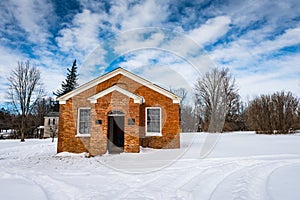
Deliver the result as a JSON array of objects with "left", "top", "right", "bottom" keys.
[
  {"left": 21, "top": 173, "right": 98, "bottom": 200},
  {"left": 4, "top": 164, "right": 98, "bottom": 200},
  {"left": 265, "top": 162, "right": 300, "bottom": 200},
  {"left": 0, "top": 171, "right": 49, "bottom": 200},
  {"left": 209, "top": 160, "right": 300, "bottom": 200},
  {"left": 118, "top": 161, "right": 242, "bottom": 199},
  {"left": 175, "top": 160, "right": 248, "bottom": 200}
]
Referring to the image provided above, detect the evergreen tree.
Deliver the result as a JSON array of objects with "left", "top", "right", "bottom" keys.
[{"left": 54, "top": 59, "right": 78, "bottom": 97}]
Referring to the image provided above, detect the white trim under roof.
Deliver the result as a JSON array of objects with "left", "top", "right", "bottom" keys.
[
  {"left": 87, "top": 85, "right": 144, "bottom": 104},
  {"left": 57, "top": 68, "right": 181, "bottom": 104}
]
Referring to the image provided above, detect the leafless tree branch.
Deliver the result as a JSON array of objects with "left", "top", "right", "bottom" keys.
[{"left": 7, "top": 61, "right": 44, "bottom": 141}]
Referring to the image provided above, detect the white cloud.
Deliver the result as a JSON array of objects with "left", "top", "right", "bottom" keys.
[
  {"left": 233, "top": 52, "right": 300, "bottom": 101},
  {"left": 210, "top": 26, "right": 300, "bottom": 71},
  {"left": 253, "top": 28, "right": 300, "bottom": 55},
  {"left": 238, "top": 76, "right": 300, "bottom": 102},
  {"left": 112, "top": 27, "right": 215, "bottom": 77},
  {"left": 0, "top": 0, "right": 69, "bottom": 101},
  {"left": 56, "top": 9, "right": 103, "bottom": 53},
  {"left": 55, "top": 9, "right": 108, "bottom": 84},
  {"left": 39, "top": 67, "right": 65, "bottom": 97},
  {"left": 0, "top": 44, "right": 67, "bottom": 101},
  {"left": 114, "top": 30, "right": 165, "bottom": 54},
  {"left": 222, "top": 0, "right": 300, "bottom": 32},
  {"left": 188, "top": 16, "right": 231, "bottom": 46},
  {"left": 109, "top": 0, "right": 169, "bottom": 31},
  {"left": 8, "top": 0, "right": 54, "bottom": 44},
  {"left": 79, "top": 46, "right": 107, "bottom": 85},
  {"left": 51, "top": 0, "right": 172, "bottom": 92},
  {"left": 0, "top": 45, "right": 29, "bottom": 102}
]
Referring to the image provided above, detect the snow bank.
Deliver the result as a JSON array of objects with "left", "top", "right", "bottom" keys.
[{"left": 55, "top": 151, "right": 89, "bottom": 158}]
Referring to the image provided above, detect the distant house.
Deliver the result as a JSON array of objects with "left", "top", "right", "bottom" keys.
[
  {"left": 43, "top": 112, "right": 59, "bottom": 138},
  {"left": 56, "top": 68, "right": 181, "bottom": 156}
]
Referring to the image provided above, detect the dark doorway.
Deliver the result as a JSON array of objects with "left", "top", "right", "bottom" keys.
[{"left": 107, "top": 111, "right": 124, "bottom": 154}]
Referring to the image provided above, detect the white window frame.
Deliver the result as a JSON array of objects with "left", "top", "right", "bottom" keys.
[
  {"left": 77, "top": 108, "right": 91, "bottom": 137},
  {"left": 145, "top": 107, "right": 162, "bottom": 136}
]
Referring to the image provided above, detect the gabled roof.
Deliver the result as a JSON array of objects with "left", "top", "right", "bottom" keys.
[
  {"left": 87, "top": 85, "right": 144, "bottom": 104},
  {"left": 57, "top": 67, "right": 181, "bottom": 104}
]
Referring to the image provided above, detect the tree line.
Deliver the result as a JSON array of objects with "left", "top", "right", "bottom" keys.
[
  {"left": 0, "top": 98, "right": 54, "bottom": 139},
  {"left": 176, "top": 68, "right": 300, "bottom": 134},
  {"left": 244, "top": 92, "right": 300, "bottom": 134}
]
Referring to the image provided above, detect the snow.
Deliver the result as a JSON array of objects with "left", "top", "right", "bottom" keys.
[{"left": 1, "top": 132, "right": 300, "bottom": 200}]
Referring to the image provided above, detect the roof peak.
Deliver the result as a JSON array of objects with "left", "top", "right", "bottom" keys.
[{"left": 57, "top": 67, "right": 181, "bottom": 104}]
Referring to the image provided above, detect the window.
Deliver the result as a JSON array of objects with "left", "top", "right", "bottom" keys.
[
  {"left": 53, "top": 118, "right": 55, "bottom": 125},
  {"left": 48, "top": 118, "right": 51, "bottom": 125},
  {"left": 77, "top": 108, "right": 91, "bottom": 135},
  {"left": 146, "top": 107, "right": 162, "bottom": 136}
]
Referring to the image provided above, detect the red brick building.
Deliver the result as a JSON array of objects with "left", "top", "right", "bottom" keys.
[{"left": 57, "top": 68, "right": 181, "bottom": 156}]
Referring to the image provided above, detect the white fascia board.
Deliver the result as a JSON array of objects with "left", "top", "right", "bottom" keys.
[
  {"left": 87, "top": 85, "right": 144, "bottom": 104},
  {"left": 172, "top": 99, "right": 181, "bottom": 104},
  {"left": 57, "top": 68, "right": 181, "bottom": 104},
  {"left": 59, "top": 100, "right": 66, "bottom": 104}
]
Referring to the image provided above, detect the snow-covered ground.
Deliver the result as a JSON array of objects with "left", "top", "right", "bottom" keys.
[{"left": 1, "top": 132, "right": 300, "bottom": 200}]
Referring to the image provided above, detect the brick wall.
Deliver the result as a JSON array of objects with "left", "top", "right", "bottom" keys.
[{"left": 57, "top": 74, "right": 180, "bottom": 156}]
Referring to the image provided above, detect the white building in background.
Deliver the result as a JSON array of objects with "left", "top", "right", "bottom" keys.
[{"left": 43, "top": 112, "right": 59, "bottom": 138}]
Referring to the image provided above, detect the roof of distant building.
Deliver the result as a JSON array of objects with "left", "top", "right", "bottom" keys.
[{"left": 45, "top": 112, "right": 59, "bottom": 117}]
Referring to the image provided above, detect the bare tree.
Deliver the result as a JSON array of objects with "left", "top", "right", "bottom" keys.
[
  {"left": 170, "top": 87, "right": 187, "bottom": 105},
  {"left": 170, "top": 88, "right": 197, "bottom": 132},
  {"left": 194, "top": 68, "right": 239, "bottom": 132},
  {"left": 245, "top": 91, "right": 300, "bottom": 134},
  {"left": 32, "top": 97, "right": 52, "bottom": 126},
  {"left": 7, "top": 61, "right": 44, "bottom": 141}
]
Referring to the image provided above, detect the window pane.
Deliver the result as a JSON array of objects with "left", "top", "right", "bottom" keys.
[
  {"left": 146, "top": 108, "right": 160, "bottom": 133},
  {"left": 78, "top": 109, "right": 90, "bottom": 134}
]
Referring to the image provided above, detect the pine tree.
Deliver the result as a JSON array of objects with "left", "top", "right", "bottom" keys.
[{"left": 54, "top": 59, "right": 78, "bottom": 97}]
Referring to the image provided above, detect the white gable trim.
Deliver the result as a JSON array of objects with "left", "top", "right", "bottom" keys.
[
  {"left": 87, "top": 85, "right": 144, "bottom": 104},
  {"left": 57, "top": 68, "right": 181, "bottom": 104}
]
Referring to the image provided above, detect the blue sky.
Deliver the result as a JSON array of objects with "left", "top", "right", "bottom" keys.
[{"left": 0, "top": 0, "right": 300, "bottom": 104}]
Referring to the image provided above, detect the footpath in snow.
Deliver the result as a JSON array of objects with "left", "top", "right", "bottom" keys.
[{"left": 0, "top": 131, "right": 300, "bottom": 200}]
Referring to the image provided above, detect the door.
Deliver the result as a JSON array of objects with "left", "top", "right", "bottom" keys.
[{"left": 107, "top": 111, "right": 124, "bottom": 153}]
